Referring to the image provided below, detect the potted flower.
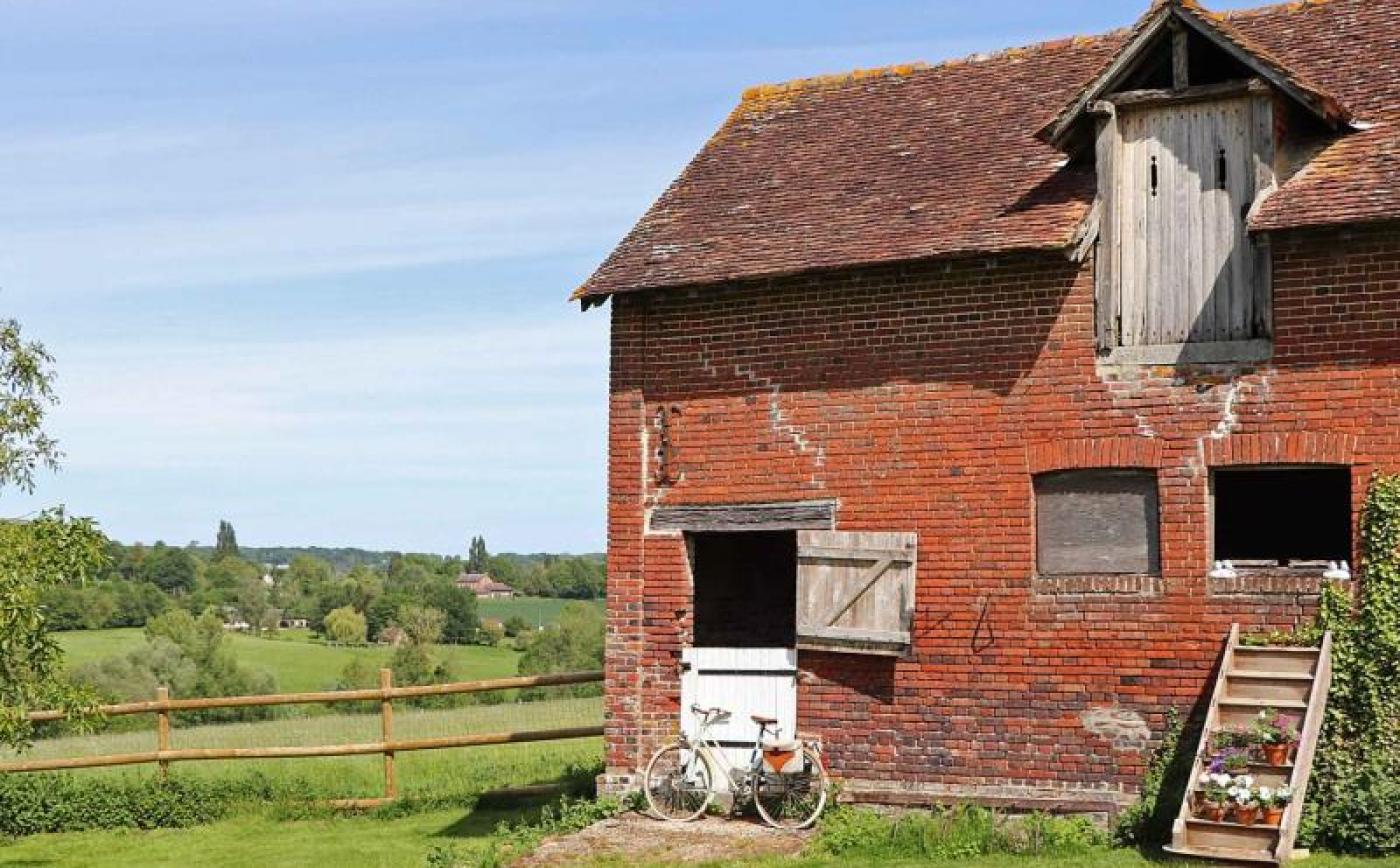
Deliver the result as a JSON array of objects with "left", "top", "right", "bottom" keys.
[
  {"left": 1251, "top": 708, "right": 1299, "bottom": 766},
  {"left": 1228, "top": 780, "right": 1261, "bottom": 826},
  {"left": 1211, "top": 725, "right": 1253, "bottom": 753},
  {"left": 1209, "top": 746, "right": 1252, "bottom": 775},
  {"left": 1196, "top": 772, "right": 1233, "bottom": 822},
  {"left": 1261, "top": 785, "right": 1293, "bottom": 826}
]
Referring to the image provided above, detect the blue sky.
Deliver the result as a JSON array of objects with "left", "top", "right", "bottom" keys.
[{"left": 0, "top": 0, "right": 1261, "bottom": 555}]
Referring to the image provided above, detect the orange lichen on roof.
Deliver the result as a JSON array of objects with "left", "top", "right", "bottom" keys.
[{"left": 740, "top": 63, "right": 929, "bottom": 108}]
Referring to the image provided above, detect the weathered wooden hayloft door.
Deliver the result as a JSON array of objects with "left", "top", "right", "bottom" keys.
[{"left": 1113, "top": 97, "right": 1266, "bottom": 346}]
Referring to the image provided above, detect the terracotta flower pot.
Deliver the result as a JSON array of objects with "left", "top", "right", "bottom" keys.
[
  {"left": 1263, "top": 743, "right": 1292, "bottom": 766},
  {"left": 1234, "top": 806, "right": 1261, "bottom": 827},
  {"left": 1263, "top": 807, "right": 1284, "bottom": 826},
  {"left": 1199, "top": 803, "right": 1227, "bottom": 822}
]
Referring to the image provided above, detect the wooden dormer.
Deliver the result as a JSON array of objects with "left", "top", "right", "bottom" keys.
[{"left": 1041, "top": 0, "right": 1352, "bottom": 365}]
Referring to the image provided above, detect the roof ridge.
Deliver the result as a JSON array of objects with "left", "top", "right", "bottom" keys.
[
  {"left": 737, "top": 0, "right": 1345, "bottom": 109},
  {"left": 739, "top": 31, "right": 1127, "bottom": 108}
]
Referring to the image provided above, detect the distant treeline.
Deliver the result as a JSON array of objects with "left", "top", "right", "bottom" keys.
[
  {"left": 179, "top": 546, "right": 605, "bottom": 577},
  {"left": 42, "top": 527, "right": 606, "bottom": 636}
]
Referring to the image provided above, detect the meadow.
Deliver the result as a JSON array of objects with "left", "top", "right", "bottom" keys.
[
  {"left": 477, "top": 596, "right": 604, "bottom": 628},
  {"left": 3, "top": 695, "right": 602, "bottom": 798},
  {"left": 58, "top": 628, "right": 523, "bottom": 693}
]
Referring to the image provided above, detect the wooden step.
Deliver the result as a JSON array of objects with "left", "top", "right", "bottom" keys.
[
  {"left": 1216, "top": 697, "right": 1308, "bottom": 728},
  {"left": 1170, "top": 626, "right": 1335, "bottom": 866},
  {"left": 1191, "top": 762, "right": 1292, "bottom": 788},
  {"left": 1180, "top": 818, "right": 1280, "bottom": 855},
  {"left": 1164, "top": 843, "right": 1278, "bottom": 865},
  {"left": 1225, "top": 672, "right": 1313, "bottom": 704},
  {"left": 1231, "top": 646, "right": 1320, "bottom": 676}
]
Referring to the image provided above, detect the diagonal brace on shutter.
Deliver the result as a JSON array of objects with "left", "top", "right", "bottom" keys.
[{"left": 805, "top": 549, "right": 913, "bottom": 628}]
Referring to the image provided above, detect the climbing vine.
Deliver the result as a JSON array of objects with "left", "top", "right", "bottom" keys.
[{"left": 1304, "top": 472, "right": 1400, "bottom": 854}]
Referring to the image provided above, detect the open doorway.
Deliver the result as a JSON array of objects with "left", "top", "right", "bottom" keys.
[
  {"left": 689, "top": 531, "right": 796, "bottom": 648},
  {"left": 682, "top": 531, "right": 799, "bottom": 776}
]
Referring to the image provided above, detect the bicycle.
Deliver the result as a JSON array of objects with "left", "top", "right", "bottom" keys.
[{"left": 642, "top": 704, "right": 829, "bottom": 829}]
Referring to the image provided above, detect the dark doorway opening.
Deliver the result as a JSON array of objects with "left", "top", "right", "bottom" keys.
[
  {"left": 1213, "top": 467, "right": 1351, "bottom": 565},
  {"left": 689, "top": 531, "right": 796, "bottom": 648}
]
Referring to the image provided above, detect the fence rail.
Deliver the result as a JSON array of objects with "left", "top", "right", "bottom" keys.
[{"left": 4, "top": 669, "right": 605, "bottom": 806}]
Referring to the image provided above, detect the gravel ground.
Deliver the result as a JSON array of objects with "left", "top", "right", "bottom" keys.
[{"left": 516, "top": 812, "right": 813, "bottom": 866}]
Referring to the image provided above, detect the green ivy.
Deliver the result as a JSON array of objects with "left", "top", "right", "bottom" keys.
[
  {"left": 1113, "top": 707, "right": 1192, "bottom": 846},
  {"left": 1305, "top": 473, "right": 1400, "bottom": 854}
]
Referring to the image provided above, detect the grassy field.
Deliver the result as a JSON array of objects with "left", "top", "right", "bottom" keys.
[
  {"left": 477, "top": 596, "right": 603, "bottom": 628},
  {"left": 5, "top": 695, "right": 602, "bottom": 798},
  {"left": 57, "top": 628, "right": 522, "bottom": 693}
]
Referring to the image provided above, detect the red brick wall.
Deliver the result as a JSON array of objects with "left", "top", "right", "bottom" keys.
[{"left": 601, "top": 223, "right": 1400, "bottom": 806}]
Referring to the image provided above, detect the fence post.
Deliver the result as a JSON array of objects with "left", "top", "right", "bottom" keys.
[
  {"left": 380, "top": 668, "right": 396, "bottom": 800},
  {"left": 156, "top": 686, "right": 170, "bottom": 781}
]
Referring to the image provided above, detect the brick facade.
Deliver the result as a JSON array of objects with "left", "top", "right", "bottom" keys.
[{"left": 601, "top": 223, "right": 1400, "bottom": 808}]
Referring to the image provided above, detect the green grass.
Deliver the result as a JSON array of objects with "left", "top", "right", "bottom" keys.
[
  {"left": 6, "top": 696, "right": 601, "bottom": 798},
  {"left": 5, "top": 818, "right": 1400, "bottom": 868},
  {"left": 57, "top": 628, "right": 522, "bottom": 693},
  {"left": 0, "top": 806, "right": 505, "bottom": 867},
  {"left": 477, "top": 596, "right": 603, "bottom": 628}
]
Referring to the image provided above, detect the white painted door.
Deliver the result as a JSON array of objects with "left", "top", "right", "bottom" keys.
[{"left": 680, "top": 647, "right": 797, "bottom": 790}]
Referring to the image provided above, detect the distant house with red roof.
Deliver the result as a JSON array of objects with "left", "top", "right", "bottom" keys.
[{"left": 455, "top": 572, "right": 516, "bottom": 599}]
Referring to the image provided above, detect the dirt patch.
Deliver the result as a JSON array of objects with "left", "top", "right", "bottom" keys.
[{"left": 515, "top": 812, "right": 813, "bottom": 866}]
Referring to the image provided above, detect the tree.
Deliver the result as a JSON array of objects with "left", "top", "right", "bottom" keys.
[
  {"left": 467, "top": 535, "right": 489, "bottom": 573},
  {"left": 0, "top": 317, "right": 110, "bottom": 749},
  {"left": 324, "top": 606, "right": 367, "bottom": 644},
  {"left": 0, "top": 318, "right": 61, "bottom": 492},
  {"left": 139, "top": 543, "right": 197, "bottom": 594},
  {"left": 395, "top": 604, "right": 445, "bottom": 646},
  {"left": 214, "top": 520, "right": 239, "bottom": 560},
  {"left": 517, "top": 602, "right": 604, "bottom": 698},
  {"left": 422, "top": 579, "right": 480, "bottom": 643}
]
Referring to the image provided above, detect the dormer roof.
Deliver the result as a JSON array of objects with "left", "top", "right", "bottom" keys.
[
  {"left": 1037, "top": 0, "right": 1351, "bottom": 147},
  {"left": 574, "top": 0, "right": 1400, "bottom": 304}
]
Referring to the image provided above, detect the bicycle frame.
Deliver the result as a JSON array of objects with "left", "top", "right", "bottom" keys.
[{"left": 682, "top": 705, "right": 776, "bottom": 792}]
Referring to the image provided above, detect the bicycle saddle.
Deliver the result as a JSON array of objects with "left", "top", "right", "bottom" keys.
[{"left": 751, "top": 714, "right": 779, "bottom": 726}]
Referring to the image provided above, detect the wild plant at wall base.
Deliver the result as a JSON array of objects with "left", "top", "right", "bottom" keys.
[{"left": 1303, "top": 472, "right": 1400, "bottom": 854}]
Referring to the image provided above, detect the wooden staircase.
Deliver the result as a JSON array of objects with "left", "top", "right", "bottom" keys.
[{"left": 1164, "top": 625, "right": 1333, "bottom": 865}]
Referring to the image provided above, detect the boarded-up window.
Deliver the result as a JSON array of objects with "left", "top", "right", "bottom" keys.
[
  {"left": 1035, "top": 471, "right": 1160, "bottom": 575},
  {"left": 796, "top": 531, "right": 916, "bottom": 657}
]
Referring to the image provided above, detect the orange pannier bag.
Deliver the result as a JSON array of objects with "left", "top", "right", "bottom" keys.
[{"left": 762, "top": 741, "right": 802, "bottom": 774}]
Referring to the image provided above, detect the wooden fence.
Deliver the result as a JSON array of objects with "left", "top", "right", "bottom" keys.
[{"left": 3, "top": 669, "right": 604, "bottom": 808}]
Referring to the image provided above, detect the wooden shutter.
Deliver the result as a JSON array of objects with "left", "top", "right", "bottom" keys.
[
  {"left": 1112, "top": 96, "right": 1268, "bottom": 347},
  {"left": 1035, "top": 470, "right": 1160, "bottom": 575},
  {"left": 796, "top": 531, "right": 916, "bottom": 656}
]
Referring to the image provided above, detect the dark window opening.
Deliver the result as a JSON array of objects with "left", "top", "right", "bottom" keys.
[
  {"left": 1213, "top": 467, "right": 1351, "bottom": 565},
  {"left": 1186, "top": 33, "right": 1255, "bottom": 87},
  {"left": 1035, "top": 470, "right": 1161, "bottom": 576},
  {"left": 690, "top": 531, "right": 796, "bottom": 648},
  {"left": 1217, "top": 148, "right": 1229, "bottom": 190},
  {"left": 1150, "top": 156, "right": 1160, "bottom": 197}
]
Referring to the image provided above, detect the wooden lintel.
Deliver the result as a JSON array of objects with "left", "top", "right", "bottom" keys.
[
  {"left": 1109, "top": 79, "right": 1265, "bottom": 110},
  {"left": 649, "top": 500, "right": 836, "bottom": 533}
]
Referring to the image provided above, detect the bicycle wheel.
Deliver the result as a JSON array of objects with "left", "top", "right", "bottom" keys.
[
  {"left": 643, "top": 742, "right": 714, "bottom": 822},
  {"left": 753, "top": 746, "right": 829, "bottom": 830}
]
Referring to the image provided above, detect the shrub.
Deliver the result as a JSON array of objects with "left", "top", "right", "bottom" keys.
[
  {"left": 0, "top": 771, "right": 322, "bottom": 837},
  {"left": 1304, "top": 473, "right": 1400, "bottom": 854},
  {"left": 1113, "top": 707, "right": 1193, "bottom": 846},
  {"left": 517, "top": 603, "right": 603, "bottom": 699},
  {"left": 811, "top": 805, "right": 1106, "bottom": 861}
]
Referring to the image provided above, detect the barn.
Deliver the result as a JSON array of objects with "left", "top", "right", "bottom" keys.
[{"left": 573, "top": 0, "right": 1400, "bottom": 815}]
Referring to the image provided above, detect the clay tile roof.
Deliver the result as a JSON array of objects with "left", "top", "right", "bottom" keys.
[{"left": 574, "top": 0, "right": 1400, "bottom": 302}]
